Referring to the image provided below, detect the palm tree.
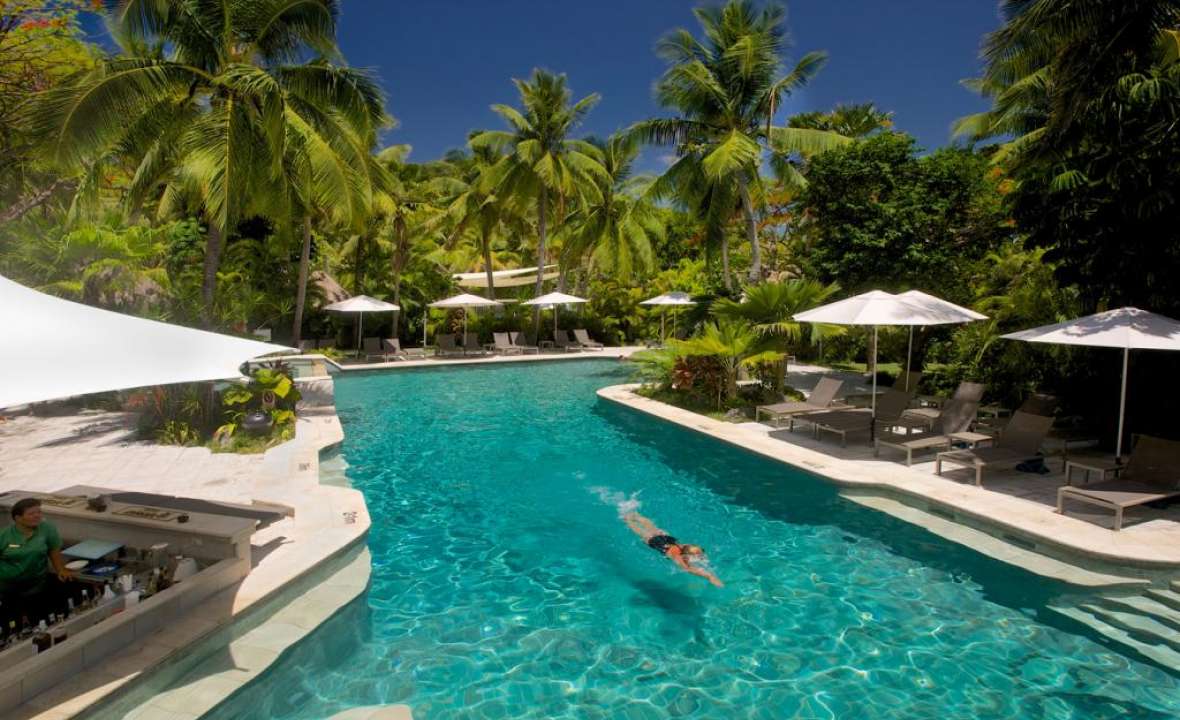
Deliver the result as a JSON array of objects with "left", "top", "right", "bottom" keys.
[
  {"left": 633, "top": 0, "right": 849, "bottom": 286},
  {"left": 440, "top": 143, "right": 522, "bottom": 299},
  {"left": 471, "top": 69, "right": 607, "bottom": 329},
  {"left": 676, "top": 320, "right": 782, "bottom": 405},
  {"left": 560, "top": 133, "right": 662, "bottom": 282},
  {"left": 31, "top": 0, "right": 387, "bottom": 326},
  {"left": 788, "top": 103, "right": 893, "bottom": 137},
  {"left": 713, "top": 279, "right": 841, "bottom": 390}
]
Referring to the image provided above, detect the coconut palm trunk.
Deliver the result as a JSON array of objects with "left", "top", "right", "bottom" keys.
[
  {"left": 391, "top": 217, "right": 408, "bottom": 334},
  {"left": 534, "top": 187, "right": 549, "bottom": 335},
  {"left": 738, "top": 174, "right": 761, "bottom": 283},
  {"left": 481, "top": 225, "right": 496, "bottom": 300},
  {"left": 201, "top": 222, "right": 225, "bottom": 328},
  {"left": 720, "top": 236, "right": 733, "bottom": 291},
  {"left": 291, "top": 216, "right": 313, "bottom": 345}
]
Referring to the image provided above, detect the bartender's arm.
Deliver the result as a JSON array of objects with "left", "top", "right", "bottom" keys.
[{"left": 50, "top": 547, "right": 72, "bottom": 582}]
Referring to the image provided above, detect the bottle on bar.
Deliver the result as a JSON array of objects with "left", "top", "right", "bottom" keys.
[{"left": 32, "top": 621, "right": 51, "bottom": 654}]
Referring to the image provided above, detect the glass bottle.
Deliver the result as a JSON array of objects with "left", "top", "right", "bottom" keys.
[{"left": 32, "top": 621, "right": 51, "bottom": 654}]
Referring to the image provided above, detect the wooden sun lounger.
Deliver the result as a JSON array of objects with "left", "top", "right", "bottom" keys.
[
  {"left": 794, "top": 388, "right": 915, "bottom": 446},
  {"left": 900, "top": 381, "right": 985, "bottom": 430},
  {"left": 509, "top": 331, "right": 540, "bottom": 354},
  {"left": 492, "top": 332, "right": 522, "bottom": 355},
  {"left": 573, "top": 329, "right": 604, "bottom": 350},
  {"left": 553, "top": 330, "right": 583, "bottom": 352},
  {"left": 755, "top": 377, "right": 845, "bottom": 427},
  {"left": 1057, "top": 435, "right": 1180, "bottom": 530},
  {"left": 934, "top": 411, "right": 1055, "bottom": 486},
  {"left": 875, "top": 398, "right": 981, "bottom": 465}
]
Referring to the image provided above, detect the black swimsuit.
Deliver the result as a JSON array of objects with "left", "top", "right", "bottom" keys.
[{"left": 646, "top": 534, "right": 678, "bottom": 555}]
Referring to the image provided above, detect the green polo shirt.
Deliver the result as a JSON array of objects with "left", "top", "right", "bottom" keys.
[{"left": 0, "top": 521, "right": 62, "bottom": 590}]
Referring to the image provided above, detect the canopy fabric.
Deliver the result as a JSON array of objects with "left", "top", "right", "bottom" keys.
[
  {"left": 323, "top": 295, "right": 400, "bottom": 313},
  {"left": 1001, "top": 307, "right": 1180, "bottom": 458},
  {"left": 795, "top": 290, "right": 985, "bottom": 326},
  {"left": 429, "top": 293, "right": 503, "bottom": 308},
  {"left": 454, "top": 265, "right": 558, "bottom": 289},
  {"left": 1000, "top": 307, "right": 1180, "bottom": 350},
  {"left": 640, "top": 292, "right": 696, "bottom": 306},
  {"left": 523, "top": 292, "right": 587, "bottom": 306},
  {"left": 0, "top": 274, "right": 293, "bottom": 409}
]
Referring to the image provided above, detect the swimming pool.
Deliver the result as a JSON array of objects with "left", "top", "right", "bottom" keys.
[{"left": 206, "top": 359, "right": 1180, "bottom": 719}]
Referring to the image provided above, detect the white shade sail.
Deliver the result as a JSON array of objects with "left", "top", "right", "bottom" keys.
[
  {"left": 523, "top": 292, "right": 587, "bottom": 306},
  {"left": 1000, "top": 307, "right": 1180, "bottom": 350},
  {"left": 1001, "top": 307, "right": 1180, "bottom": 457},
  {"left": 640, "top": 292, "right": 696, "bottom": 306},
  {"left": 0, "top": 274, "right": 293, "bottom": 409},
  {"left": 429, "top": 293, "right": 503, "bottom": 309},
  {"left": 454, "top": 265, "right": 558, "bottom": 289},
  {"left": 323, "top": 295, "right": 400, "bottom": 313}
]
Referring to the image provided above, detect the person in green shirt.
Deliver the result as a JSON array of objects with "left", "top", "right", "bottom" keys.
[{"left": 0, "top": 498, "right": 73, "bottom": 626}]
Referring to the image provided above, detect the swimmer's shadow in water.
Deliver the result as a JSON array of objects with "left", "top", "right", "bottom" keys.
[{"left": 629, "top": 579, "right": 703, "bottom": 616}]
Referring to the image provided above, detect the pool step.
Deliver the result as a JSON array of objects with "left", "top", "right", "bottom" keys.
[
  {"left": 1149, "top": 587, "right": 1180, "bottom": 612},
  {"left": 1098, "top": 595, "right": 1180, "bottom": 632},
  {"left": 1078, "top": 604, "right": 1180, "bottom": 653},
  {"left": 1049, "top": 604, "right": 1180, "bottom": 671}
]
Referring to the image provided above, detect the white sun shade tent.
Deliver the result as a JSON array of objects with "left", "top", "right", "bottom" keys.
[
  {"left": 794, "top": 290, "right": 986, "bottom": 434},
  {"left": 323, "top": 295, "right": 400, "bottom": 356},
  {"left": 895, "top": 290, "right": 987, "bottom": 390},
  {"left": 523, "top": 292, "right": 588, "bottom": 337},
  {"left": 640, "top": 292, "right": 696, "bottom": 343},
  {"left": 453, "top": 265, "right": 559, "bottom": 289},
  {"left": 0, "top": 274, "right": 294, "bottom": 409},
  {"left": 1002, "top": 307, "right": 1180, "bottom": 458},
  {"left": 428, "top": 293, "right": 502, "bottom": 342}
]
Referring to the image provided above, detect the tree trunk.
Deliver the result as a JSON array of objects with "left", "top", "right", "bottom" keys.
[
  {"left": 738, "top": 174, "right": 761, "bottom": 283},
  {"left": 392, "top": 218, "right": 407, "bottom": 335},
  {"left": 0, "top": 177, "right": 74, "bottom": 223},
  {"left": 720, "top": 236, "right": 733, "bottom": 292},
  {"left": 481, "top": 225, "right": 496, "bottom": 300},
  {"left": 534, "top": 187, "right": 549, "bottom": 336},
  {"left": 291, "top": 216, "right": 312, "bottom": 346},
  {"left": 201, "top": 221, "right": 225, "bottom": 328},
  {"left": 353, "top": 235, "right": 364, "bottom": 293}
]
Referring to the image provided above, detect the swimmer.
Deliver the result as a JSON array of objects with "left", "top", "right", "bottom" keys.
[{"left": 622, "top": 511, "right": 723, "bottom": 587}]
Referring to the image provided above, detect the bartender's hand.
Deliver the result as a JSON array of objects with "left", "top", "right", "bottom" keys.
[{"left": 56, "top": 567, "right": 75, "bottom": 582}]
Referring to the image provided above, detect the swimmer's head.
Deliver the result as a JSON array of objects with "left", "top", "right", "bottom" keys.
[{"left": 678, "top": 544, "right": 706, "bottom": 558}]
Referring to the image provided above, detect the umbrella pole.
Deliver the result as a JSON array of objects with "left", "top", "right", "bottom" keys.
[
  {"left": 905, "top": 326, "right": 914, "bottom": 390},
  {"left": 423, "top": 308, "right": 427, "bottom": 347},
  {"left": 661, "top": 313, "right": 666, "bottom": 345},
  {"left": 870, "top": 325, "right": 879, "bottom": 440},
  {"left": 1116, "top": 346, "right": 1129, "bottom": 460},
  {"left": 554, "top": 307, "right": 558, "bottom": 338},
  {"left": 357, "top": 313, "right": 363, "bottom": 358}
]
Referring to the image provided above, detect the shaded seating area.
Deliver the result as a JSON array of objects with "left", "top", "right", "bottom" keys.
[
  {"left": 901, "top": 381, "right": 985, "bottom": 430},
  {"left": 510, "top": 331, "right": 540, "bottom": 354},
  {"left": 1058, "top": 435, "right": 1180, "bottom": 530},
  {"left": 435, "top": 333, "right": 464, "bottom": 357},
  {"left": 934, "top": 411, "right": 1056, "bottom": 486},
  {"left": 756, "top": 377, "right": 846, "bottom": 428},
  {"left": 874, "top": 398, "right": 983, "bottom": 465},
  {"left": 793, "top": 387, "right": 915, "bottom": 447},
  {"left": 553, "top": 330, "right": 584, "bottom": 352}
]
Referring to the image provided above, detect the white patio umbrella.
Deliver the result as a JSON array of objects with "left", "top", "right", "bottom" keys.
[
  {"left": 896, "top": 290, "right": 987, "bottom": 390},
  {"left": 323, "top": 295, "right": 400, "bottom": 356},
  {"left": 523, "top": 291, "right": 588, "bottom": 338},
  {"left": 0, "top": 274, "right": 293, "bottom": 408},
  {"left": 429, "top": 293, "right": 503, "bottom": 342},
  {"left": 640, "top": 292, "right": 696, "bottom": 343},
  {"left": 1001, "top": 307, "right": 1180, "bottom": 458},
  {"left": 794, "top": 290, "right": 986, "bottom": 434}
]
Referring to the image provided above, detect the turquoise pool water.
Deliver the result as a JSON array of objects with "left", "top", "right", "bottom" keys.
[{"left": 207, "top": 360, "right": 1180, "bottom": 719}]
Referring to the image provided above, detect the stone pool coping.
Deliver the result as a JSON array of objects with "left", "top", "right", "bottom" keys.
[
  {"left": 597, "top": 384, "right": 1180, "bottom": 575},
  {"left": 9, "top": 377, "right": 371, "bottom": 720}
]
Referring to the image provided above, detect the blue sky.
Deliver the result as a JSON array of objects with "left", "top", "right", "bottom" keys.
[
  {"left": 336, "top": 1, "right": 1003, "bottom": 166},
  {"left": 83, "top": 2, "right": 1003, "bottom": 167}
]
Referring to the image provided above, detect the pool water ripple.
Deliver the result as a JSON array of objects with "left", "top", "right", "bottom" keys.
[{"left": 206, "top": 360, "right": 1180, "bottom": 720}]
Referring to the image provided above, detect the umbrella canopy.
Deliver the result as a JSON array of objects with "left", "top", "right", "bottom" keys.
[
  {"left": 429, "top": 293, "right": 503, "bottom": 342},
  {"left": 1001, "top": 307, "right": 1180, "bottom": 457},
  {"left": 795, "top": 290, "right": 986, "bottom": 426},
  {"left": 323, "top": 295, "right": 400, "bottom": 313},
  {"left": 324, "top": 295, "right": 400, "bottom": 355},
  {"left": 523, "top": 292, "right": 588, "bottom": 338},
  {"left": 0, "top": 274, "right": 293, "bottom": 409},
  {"left": 640, "top": 292, "right": 697, "bottom": 342},
  {"left": 894, "top": 290, "right": 987, "bottom": 389}
]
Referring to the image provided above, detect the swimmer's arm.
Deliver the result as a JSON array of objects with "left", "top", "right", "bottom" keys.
[{"left": 673, "top": 555, "right": 724, "bottom": 587}]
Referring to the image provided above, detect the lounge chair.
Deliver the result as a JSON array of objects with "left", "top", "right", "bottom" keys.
[
  {"left": 1057, "top": 435, "right": 1180, "bottom": 530},
  {"left": 509, "top": 331, "right": 540, "bottom": 354},
  {"left": 794, "top": 388, "right": 916, "bottom": 447},
  {"left": 874, "top": 398, "right": 982, "bottom": 465},
  {"left": 573, "top": 329, "right": 604, "bottom": 350},
  {"left": 934, "top": 411, "right": 1056, "bottom": 486},
  {"left": 492, "top": 332, "right": 522, "bottom": 355},
  {"left": 463, "top": 332, "right": 487, "bottom": 356},
  {"left": 382, "top": 338, "right": 426, "bottom": 360},
  {"left": 435, "top": 333, "right": 463, "bottom": 357},
  {"left": 845, "top": 371, "right": 923, "bottom": 407},
  {"left": 902, "top": 381, "right": 986, "bottom": 430},
  {"left": 362, "top": 336, "right": 386, "bottom": 361},
  {"left": 755, "top": 377, "right": 845, "bottom": 427},
  {"left": 553, "top": 330, "right": 583, "bottom": 352}
]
